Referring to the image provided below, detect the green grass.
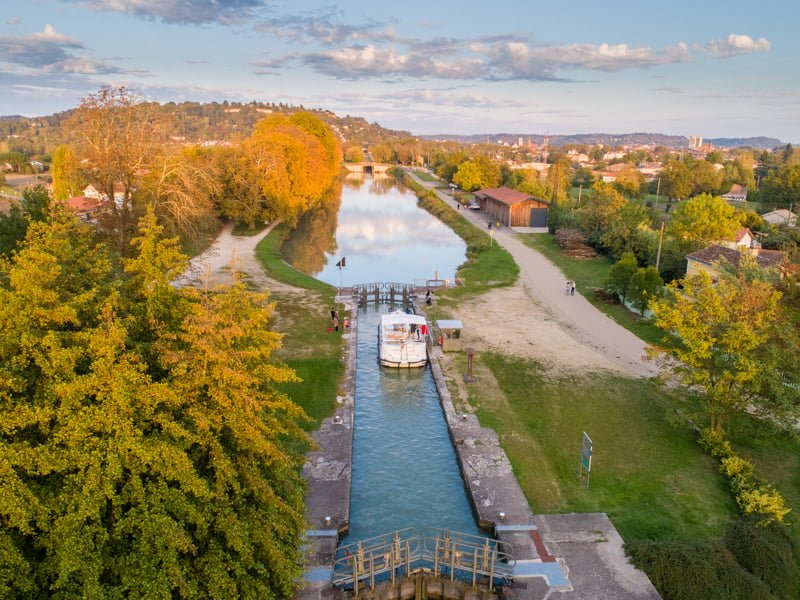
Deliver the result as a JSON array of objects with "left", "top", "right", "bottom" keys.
[
  {"left": 413, "top": 170, "right": 439, "bottom": 182},
  {"left": 520, "top": 233, "right": 664, "bottom": 345},
  {"left": 403, "top": 175, "right": 519, "bottom": 298},
  {"left": 254, "top": 224, "right": 335, "bottom": 293},
  {"left": 474, "top": 352, "right": 738, "bottom": 541},
  {"left": 253, "top": 226, "right": 343, "bottom": 429}
]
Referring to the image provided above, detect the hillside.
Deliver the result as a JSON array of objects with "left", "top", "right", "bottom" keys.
[{"left": 0, "top": 101, "right": 411, "bottom": 157}]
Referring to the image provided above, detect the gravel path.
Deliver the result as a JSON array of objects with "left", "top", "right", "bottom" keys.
[{"left": 410, "top": 173, "right": 658, "bottom": 378}]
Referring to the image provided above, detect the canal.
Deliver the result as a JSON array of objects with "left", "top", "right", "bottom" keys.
[{"left": 284, "top": 175, "right": 478, "bottom": 542}]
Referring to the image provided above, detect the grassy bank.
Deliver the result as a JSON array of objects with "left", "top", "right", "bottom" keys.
[
  {"left": 439, "top": 348, "right": 800, "bottom": 596},
  {"left": 520, "top": 233, "right": 663, "bottom": 345},
  {"left": 254, "top": 224, "right": 343, "bottom": 429},
  {"left": 403, "top": 174, "right": 519, "bottom": 297},
  {"left": 469, "top": 352, "right": 737, "bottom": 541}
]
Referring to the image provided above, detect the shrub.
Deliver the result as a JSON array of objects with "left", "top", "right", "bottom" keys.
[
  {"left": 627, "top": 539, "right": 775, "bottom": 600},
  {"left": 725, "top": 518, "right": 800, "bottom": 600}
]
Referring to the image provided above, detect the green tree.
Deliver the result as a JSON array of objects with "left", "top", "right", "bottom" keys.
[
  {"left": 666, "top": 193, "right": 742, "bottom": 249},
  {"left": 628, "top": 266, "right": 663, "bottom": 315},
  {"left": 605, "top": 251, "right": 638, "bottom": 304},
  {"left": 547, "top": 156, "right": 573, "bottom": 204},
  {"left": 759, "top": 164, "right": 800, "bottom": 208},
  {"left": 649, "top": 266, "right": 783, "bottom": 434},
  {"left": 0, "top": 213, "right": 312, "bottom": 598},
  {"left": 660, "top": 159, "right": 692, "bottom": 200},
  {"left": 689, "top": 158, "right": 724, "bottom": 196},
  {"left": 599, "top": 200, "right": 656, "bottom": 263},
  {"left": 51, "top": 144, "right": 82, "bottom": 200},
  {"left": 577, "top": 181, "right": 625, "bottom": 237},
  {"left": 0, "top": 185, "right": 51, "bottom": 256}
]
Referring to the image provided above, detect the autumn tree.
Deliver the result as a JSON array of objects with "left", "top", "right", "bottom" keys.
[
  {"left": 65, "top": 86, "right": 165, "bottom": 253},
  {"left": 649, "top": 264, "right": 783, "bottom": 434},
  {"left": 0, "top": 211, "right": 312, "bottom": 598},
  {"left": 546, "top": 156, "right": 573, "bottom": 204},
  {"left": 613, "top": 164, "right": 645, "bottom": 198},
  {"left": 345, "top": 146, "right": 365, "bottom": 163},
  {"left": 137, "top": 145, "right": 220, "bottom": 243}
]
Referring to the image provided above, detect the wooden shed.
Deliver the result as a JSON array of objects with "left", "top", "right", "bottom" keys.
[
  {"left": 436, "top": 319, "right": 464, "bottom": 352},
  {"left": 474, "top": 187, "right": 550, "bottom": 227}
]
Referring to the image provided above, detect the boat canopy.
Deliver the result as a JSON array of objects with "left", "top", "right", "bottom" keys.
[{"left": 381, "top": 311, "right": 427, "bottom": 326}]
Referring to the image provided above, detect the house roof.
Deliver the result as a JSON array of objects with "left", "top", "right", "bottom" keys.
[
  {"left": 66, "top": 196, "right": 100, "bottom": 213},
  {"left": 723, "top": 183, "right": 748, "bottom": 196},
  {"left": 686, "top": 244, "right": 786, "bottom": 271},
  {"left": 734, "top": 227, "right": 753, "bottom": 242},
  {"left": 475, "top": 187, "right": 549, "bottom": 206},
  {"left": 761, "top": 208, "right": 797, "bottom": 225}
]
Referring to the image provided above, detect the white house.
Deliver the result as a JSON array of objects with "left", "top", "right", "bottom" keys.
[{"left": 761, "top": 208, "right": 797, "bottom": 227}]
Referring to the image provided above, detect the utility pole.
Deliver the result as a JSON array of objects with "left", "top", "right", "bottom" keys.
[
  {"left": 655, "top": 177, "right": 661, "bottom": 206},
  {"left": 655, "top": 222, "right": 665, "bottom": 271}
]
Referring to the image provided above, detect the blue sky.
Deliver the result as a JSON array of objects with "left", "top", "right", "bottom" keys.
[{"left": 1, "top": 0, "right": 798, "bottom": 141}]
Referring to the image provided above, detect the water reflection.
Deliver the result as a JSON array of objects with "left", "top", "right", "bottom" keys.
[
  {"left": 283, "top": 176, "right": 466, "bottom": 286},
  {"left": 281, "top": 182, "right": 341, "bottom": 275}
]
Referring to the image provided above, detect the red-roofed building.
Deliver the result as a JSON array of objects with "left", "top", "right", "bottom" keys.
[
  {"left": 474, "top": 187, "right": 550, "bottom": 227},
  {"left": 65, "top": 196, "right": 101, "bottom": 222}
]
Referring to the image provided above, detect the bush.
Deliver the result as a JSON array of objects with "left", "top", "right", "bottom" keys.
[
  {"left": 627, "top": 539, "right": 775, "bottom": 600},
  {"left": 725, "top": 518, "right": 800, "bottom": 600},
  {"left": 699, "top": 428, "right": 791, "bottom": 525}
]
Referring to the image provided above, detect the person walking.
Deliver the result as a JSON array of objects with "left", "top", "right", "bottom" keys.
[
  {"left": 565, "top": 281, "right": 571, "bottom": 296},
  {"left": 570, "top": 282, "right": 576, "bottom": 296}
]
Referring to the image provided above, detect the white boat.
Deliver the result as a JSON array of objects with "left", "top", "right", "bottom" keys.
[{"left": 378, "top": 310, "right": 429, "bottom": 368}]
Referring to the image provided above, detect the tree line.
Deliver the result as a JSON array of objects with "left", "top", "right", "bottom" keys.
[{"left": 0, "top": 86, "right": 344, "bottom": 598}]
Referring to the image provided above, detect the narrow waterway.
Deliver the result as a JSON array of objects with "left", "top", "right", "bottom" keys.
[
  {"left": 343, "top": 304, "right": 480, "bottom": 543},
  {"left": 285, "top": 175, "right": 477, "bottom": 543}
]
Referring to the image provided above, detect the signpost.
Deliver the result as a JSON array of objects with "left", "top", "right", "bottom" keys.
[
  {"left": 336, "top": 257, "right": 346, "bottom": 294},
  {"left": 578, "top": 431, "right": 593, "bottom": 488}
]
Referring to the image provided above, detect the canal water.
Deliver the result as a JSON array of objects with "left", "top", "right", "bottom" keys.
[
  {"left": 343, "top": 304, "right": 481, "bottom": 543},
  {"left": 284, "top": 174, "right": 466, "bottom": 286},
  {"left": 285, "top": 175, "right": 477, "bottom": 543}
]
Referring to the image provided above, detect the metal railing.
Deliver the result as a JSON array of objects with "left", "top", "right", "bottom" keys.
[{"left": 332, "top": 528, "right": 514, "bottom": 594}]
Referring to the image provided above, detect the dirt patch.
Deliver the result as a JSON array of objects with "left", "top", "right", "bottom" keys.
[
  {"left": 554, "top": 228, "right": 598, "bottom": 259},
  {"left": 443, "top": 282, "right": 623, "bottom": 377}
]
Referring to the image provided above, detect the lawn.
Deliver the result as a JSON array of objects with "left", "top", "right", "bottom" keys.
[
  {"left": 232, "top": 221, "right": 269, "bottom": 236},
  {"left": 461, "top": 351, "right": 739, "bottom": 542},
  {"left": 412, "top": 170, "right": 439, "bottom": 183},
  {"left": 520, "top": 233, "right": 664, "bottom": 345},
  {"left": 254, "top": 225, "right": 344, "bottom": 429}
]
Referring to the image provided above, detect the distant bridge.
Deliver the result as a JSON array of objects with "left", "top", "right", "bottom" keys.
[{"left": 343, "top": 162, "right": 393, "bottom": 175}]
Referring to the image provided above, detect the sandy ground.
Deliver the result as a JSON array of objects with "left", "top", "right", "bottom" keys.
[
  {"left": 411, "top": 174, "right": 659, "bottom": 379},
  {"left": 175, "top": 221, "right": 298, "bottom": 295},
  {"left": 449, "top": 282, "right": 624, "bottom": 376}
]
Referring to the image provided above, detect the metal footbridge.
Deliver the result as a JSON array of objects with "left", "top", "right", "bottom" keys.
[{"left": 332, "top": 528, "right": 514, "bottom": 594}]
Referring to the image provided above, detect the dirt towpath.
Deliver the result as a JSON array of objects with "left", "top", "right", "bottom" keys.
[
  {"left": 175, "top": 221, "right": 298, "bottom": 295},
  {"left": 410, "top": 173, "right": 658, "bottom": 378}
]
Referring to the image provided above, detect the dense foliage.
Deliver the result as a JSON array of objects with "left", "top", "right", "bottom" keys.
[{"left": 0, "top": 210, "right": 310, "bottom": 598}]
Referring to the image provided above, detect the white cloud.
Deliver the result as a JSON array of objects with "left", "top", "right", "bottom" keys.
[
  {"left": 65, "top": 0, "right": 267, "bottom": 25},
  {"left": 703, "top": 33, "right": 771, "bottom": 58}
]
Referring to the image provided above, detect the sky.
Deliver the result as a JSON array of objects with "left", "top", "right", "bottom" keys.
[{"left": 1, "top": 0, "right": 798, "bottom": 141}]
